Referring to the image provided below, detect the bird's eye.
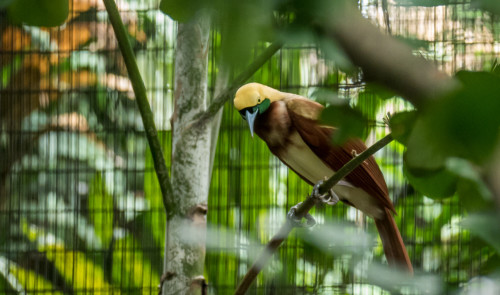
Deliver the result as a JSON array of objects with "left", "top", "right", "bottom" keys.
[{"left": 258, "top": 98, "right": 261, "bottom": 103}]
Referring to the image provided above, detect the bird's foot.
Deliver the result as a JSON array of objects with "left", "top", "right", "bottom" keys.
[
  {"left": 383, "top": 112, "right": 391, "bottom": 126},
  {"left": 311, "top": 180, "right": 340, "bottom": 206},
  {"left": 287, "top": 202, "right": 316, "bottom": 227}
]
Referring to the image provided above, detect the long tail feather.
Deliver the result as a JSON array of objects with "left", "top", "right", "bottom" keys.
[{"left": 374, "top": 208, "right": 413, "bottom": 274}]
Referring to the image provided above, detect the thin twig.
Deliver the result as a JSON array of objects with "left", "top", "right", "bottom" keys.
[
  {"left": 192, "top": 41, "right": 283, "bottom": 128},
  {"left": 318, "top": 134, "right": 394, "bottom": 195},
  {"left": 234, "top": 134, "right": 394, "bottom": 295},
  {"left": 103, "top": 0, "right": 174, "bottom": 216}
]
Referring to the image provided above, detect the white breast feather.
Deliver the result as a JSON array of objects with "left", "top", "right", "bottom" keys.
[{"left": 280, "top": 132, "right": 384, "bottom": 218}]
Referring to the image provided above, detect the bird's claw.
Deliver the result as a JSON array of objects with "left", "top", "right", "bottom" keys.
[
  {"left": 311, "top": 180, "right": 340, "bottom": 206},
  {"left": 285, "top": 180, "right": 339, "bottom": 228},
  {"left": 287, "top": 202, "right": 316, "bottom": 227}
]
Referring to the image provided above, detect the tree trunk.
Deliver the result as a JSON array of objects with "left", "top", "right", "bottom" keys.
[{"left": 163, "top": 12, "right": 211, "bottom": 295}]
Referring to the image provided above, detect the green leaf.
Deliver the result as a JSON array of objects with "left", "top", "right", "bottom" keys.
[
  {"left": 456, "top": 179, "right": 493, "bottom": 212},
  {"left": 0, "top": 275, "right": 15, "bottom": 294},
  {"left": 478, "top": 253, "right": 500, "bottom": 275},
  {"left": 405, "top": 71, "right": 500, "bottom": 175},
  {"left": 88, "top": 173, "right": 114, "bottom": 247},
  {"left": 364, "top": 83, "right": 397, "bottom": 100},
  {"left": 309, "top": 88, "right": 342, "bottom": 105},
  {"left": 7, "top": 0, "right": 68, "bottom": 27},
  {"left": 462, "top": 213, "right": 500, "bottom": 253},
  {"left": 404, "top": 118, "right": 447, "bottom": 171},
  {"left": 42, "top": 245, "right": 114, "bottom": 292},
  {"left": 316, "top": 36, "right": 354, "bottom": 72},
  {"left": 320, "top": 104, "right": 368, "bottom": 144},
  {"left": 0, "top": 0, "right": 14, "bottom": 9},
  {"left": 19, "top": 221, "right": 113, "bottom": 293},
  {"left": 367, "top": 263, "right": 443, "bottom": 294},
  {"left": 112, "top": 235, "right": 159, "bottom": 290},
  {"left": 429, "top": 71, "right": 500, "bottom": 164},
  {"left": 3, "top": 258, "right": 63, "bottom": 295},
  {"left": 297, "top": 221, "right": 372, "bottom": 256},
  {"left": 389, "top": 111, "right": 417, "bottom": 146},
  {"left": 446, "top": 158, "right": 492, "bottom": 200},
  {"left": 160, "top": 0, "right": 201, "bottom": 22},
  {"left": 217, "top": 0, "right": 275, "bottom": 67},
  {"left": 403, "top": 164, "right": 457, "bottom": 200},
  {"left": 472, "top": 0, "right": 500, "bottom": 15},
  {"left": 491, "top": 59, "right": 500, "bottom": 76},
  {"left": 446, "top": 158, "right": 493, "bottom": 211}
]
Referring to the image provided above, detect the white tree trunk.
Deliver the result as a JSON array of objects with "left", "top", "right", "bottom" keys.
[{"left": 163, "top": 12, "right": 211, "bottom": 295}]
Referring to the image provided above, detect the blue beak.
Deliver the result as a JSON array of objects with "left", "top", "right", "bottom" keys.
[{"left": 244, "top": 109, "right": 259, "bottom": 138}]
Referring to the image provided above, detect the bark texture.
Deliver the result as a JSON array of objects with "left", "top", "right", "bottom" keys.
[{"left": 163, "top": 12, "right": 211, "bottom": 295}]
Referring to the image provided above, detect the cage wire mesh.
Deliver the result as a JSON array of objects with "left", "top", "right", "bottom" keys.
[{"left": 0, "top": 0, "right": 498, "bottom": 294}]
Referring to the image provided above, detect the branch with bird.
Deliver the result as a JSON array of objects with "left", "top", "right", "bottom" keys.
[{"left": 233, "top": 83, "right": 413, "bottom": 274}]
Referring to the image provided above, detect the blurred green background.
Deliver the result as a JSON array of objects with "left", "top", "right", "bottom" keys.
[{"left": 1, "top": 0, "right": 500, "bottom": 294}]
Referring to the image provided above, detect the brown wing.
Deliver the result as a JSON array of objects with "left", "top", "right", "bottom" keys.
[{"left": 285, "top": 97, "right": 394, "bottom": 213}]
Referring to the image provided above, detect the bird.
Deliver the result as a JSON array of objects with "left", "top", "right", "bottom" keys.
[{"left": 233, "top": 82, "right": 413, "bottom": 273}]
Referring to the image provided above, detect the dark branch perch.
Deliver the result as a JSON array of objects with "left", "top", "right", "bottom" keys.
[
  {"left": 234, "top": 134, "right": 394, "bottom": 295},
  {"left": 103, "top": 0, "right": 175, "bottom": 216}
]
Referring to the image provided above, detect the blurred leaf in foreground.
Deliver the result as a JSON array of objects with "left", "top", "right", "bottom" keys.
[
  {"left": 364, "top": 83, "right": 397, "bottom": 101},
  {"left": 20, "top": 220, "right": 115, "bottom": 293},
  {"left": 160, "top": 0, "right": 203, "bottom": 22},
  {"left": 88, "top": 173, "right": 114, "bottom": 248},
  {"left": 309, "top": 88, "right": 342, "bottom": 106},
  {"left": 404, "top": 117, "right": 447, "bottom": 171},
  {"left": 320, "top": 104, "right": 368, "bottom": 144},
  {"left": 7, "top": 0, "right": 68, "bottom": 27},
  {"left": 366, "top": 263, "right": 443, "bottom": 294},
  {"left": 0, "top": 257, "right": 63, "bottom": 295},
  {"left": 404, "top": 71, "right": 500, "bottom": 181},
  {"left": 403, "top": 164, "right": 457, "bottom": 200},
  {"left": 461, "top": 275, "right": 500, "bottom": 295},
  {"left": 42, "top": 245, "right": 115, "bottom": 293},
  {"left": 112, "top": 234, "right": 159, "bottom": 291},
  {"left": 472, "top": 0, "right": 500, "bottom": 15},
  {"left": 446, "top": 158, "right": 493, "bottom": 211},
  {"left": 389, "top": 110, "right": 417, "bottom": 146},
  {"left": 296, "top": 221, "right": 374, "bottom": 282},
  {"left": 0, "top": 0, "right": 14, "bottom": 9},
  {"left": 462, "top": 213, "right": 500, "bottom": 254}
]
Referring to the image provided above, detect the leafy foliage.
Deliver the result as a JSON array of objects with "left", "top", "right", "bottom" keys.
[
  {"left": 2, "top": 0, "right": 500, "bottom": 294},
  {"left": 473, "top": 0, "right": 500, "bottom": 15},
  {"left": 0, "top": 1, "right": 164, "bottom": 293},
  {"left": 320, "top": 104, "right": 368, "bottom": 144},
  {"left": 388, "top": 111, "right": 417, "bottom": 145},
  {"left": 412, "top": 72, "right": 500, "bottom": 166},
  {"left": 403, "top": 164, "right": 457, "bottom": 199},
  {"left": 400, "top": 70, "right": 500, "bottom": 204},
  {"left": 88, "top": 173, "right": 114, "bottom": 248},
  {"left": 6, "top": 0, "right": 69, "bottom": 27}
]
